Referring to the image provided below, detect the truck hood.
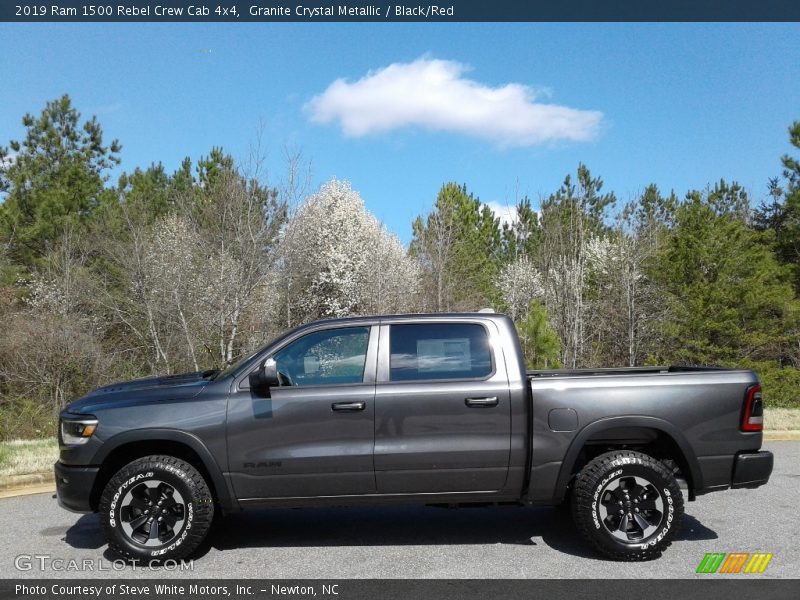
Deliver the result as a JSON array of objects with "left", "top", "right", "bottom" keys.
[{"left": 65, "top": 371, "right": 213, "bottom": 414}]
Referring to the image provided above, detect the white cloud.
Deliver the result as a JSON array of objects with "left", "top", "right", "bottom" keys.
[
  {"left": 485, "top": 201, "right": 517, "bottom": 227},
  {"left": 305, "top": 57, "right": 603, "bottom": 147}
]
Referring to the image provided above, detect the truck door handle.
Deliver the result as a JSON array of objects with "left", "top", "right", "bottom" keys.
[
  {"left": 331, "top": 401, "right": 366, "bottom": 412},
  {"left": 465, "top": 396, "right": 499, "bottom": 407}
]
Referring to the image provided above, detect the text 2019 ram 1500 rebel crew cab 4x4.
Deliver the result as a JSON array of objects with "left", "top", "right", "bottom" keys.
[{"left": 55, "top": 313, "right": 773, "bottom": 561}]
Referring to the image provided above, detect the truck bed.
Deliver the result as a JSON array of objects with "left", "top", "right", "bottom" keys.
[{"left": 527, "top": 365, "right": 739, "bottom": 378}]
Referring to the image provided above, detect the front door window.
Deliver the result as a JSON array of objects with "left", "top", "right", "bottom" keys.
[{"left": 272, "top": 327, "right": 370, "bottom": 387}]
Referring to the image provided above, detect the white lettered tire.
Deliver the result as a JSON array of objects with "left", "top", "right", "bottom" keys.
[
  {"left": 99, "top": 455, "right": 214, "bottom": 562},
  {"left": 571, "top": 450, "right": 684, "bottom": 560}
]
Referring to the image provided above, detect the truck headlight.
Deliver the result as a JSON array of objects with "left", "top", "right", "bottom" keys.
[{"left": 60, "top": 417, "right": 98, "bottom": 445}]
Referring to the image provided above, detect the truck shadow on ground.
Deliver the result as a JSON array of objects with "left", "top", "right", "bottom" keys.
[
  {"left": 206, "top": 505, "right": 716, "bottom": 560},
  {"left": 61, "top": 506, "right": 717, "bottom": 562},
  {"left": 60, "top": 515, "right": 106, "bottom": 551}
]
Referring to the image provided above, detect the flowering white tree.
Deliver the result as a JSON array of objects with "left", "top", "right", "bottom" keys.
[
  {"left": 279, "top": 178, "right": 419, "bottom": 324},
  {"left": 498, "top": 256, "right": 543, "bottom": 321}
]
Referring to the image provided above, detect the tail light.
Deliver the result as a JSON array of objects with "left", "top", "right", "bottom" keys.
[{"left": 741, "top": 384, "right": 763, "bottom": 432}]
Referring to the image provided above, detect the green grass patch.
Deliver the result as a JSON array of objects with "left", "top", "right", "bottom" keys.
[{"left": 0, "top": 438, "right": 58, "bottom": 477}]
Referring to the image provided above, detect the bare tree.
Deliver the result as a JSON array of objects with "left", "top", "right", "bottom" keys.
[
  {"left": 93, "top": 202, "right": 174, "bottom": 372},
  {"left": 141, "top": 215, "right": 205, "bottom": 371},
  {"left": 187, "top": 170, "right": 286, "bottom": 365},
  {"left": 580, "top": 186, "right": 674, "bottom": 367},
  {"left": 0, "top": 229, "right": 116, "bottom": 429},
  {"left": 537, "top": 166, "right": 614, "bottom": 368}
]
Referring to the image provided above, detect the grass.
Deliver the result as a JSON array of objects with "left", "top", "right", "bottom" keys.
[
  {"left": 0, "top": 438, "right": 58, "bottom": 477},
  {"left": 0, "top": 408, "right": 798, "bottom": 479},
  {"left": 764, "top": 407, "right": 800, "bottom": 431}
]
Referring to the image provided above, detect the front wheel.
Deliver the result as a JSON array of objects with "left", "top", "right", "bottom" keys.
[
  {"left": 99, "top": 455, "right": 214, "bottom": 562},
  {"left": 571, "top": 450, "right": 684, "bottom": 561}
]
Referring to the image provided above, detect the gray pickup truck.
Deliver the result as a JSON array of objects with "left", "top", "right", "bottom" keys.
[{"left": 55, "top": 313, "right": 773, "bottom": 562}]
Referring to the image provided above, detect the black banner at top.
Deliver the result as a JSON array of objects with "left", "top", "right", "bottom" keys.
[{"left": 3, "top": 0, "right": 800, "bottom": 22}]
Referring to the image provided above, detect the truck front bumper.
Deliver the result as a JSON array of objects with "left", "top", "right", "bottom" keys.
[
  {"left": 731, "top": 450, "right": 773, "bottom": 489},
  {"left": 54, "top": 461, "right": 99, "bottom": 513}
]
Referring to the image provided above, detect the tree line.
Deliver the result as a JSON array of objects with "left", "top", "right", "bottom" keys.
[{"left": 1, "top": 95, "right": 798, "bottom": 439}]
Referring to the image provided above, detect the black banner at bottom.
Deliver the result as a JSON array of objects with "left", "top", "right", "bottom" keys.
[{"left": 1, "top": 579, "right": 799, "bottom": 600}]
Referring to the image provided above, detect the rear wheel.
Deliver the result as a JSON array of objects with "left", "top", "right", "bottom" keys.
[
  {"left": 571, "top": 450, "right": 684, "bottom": 560},
  {"left": 99, "top": 455, "right": 214, "bottom": 562}
]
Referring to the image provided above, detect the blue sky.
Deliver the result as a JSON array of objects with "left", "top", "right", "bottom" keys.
[{"left": 1, "top": 23, "right": 799, "bottom": 241}]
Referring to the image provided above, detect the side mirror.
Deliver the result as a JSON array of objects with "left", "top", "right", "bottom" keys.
[{"left": 249, "top": 358, "right": 279, "bottom": 391}]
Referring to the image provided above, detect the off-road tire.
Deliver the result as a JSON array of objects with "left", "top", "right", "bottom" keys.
[
  {"left": 99, "top": 455, "right": 214, "bottom": 563},
  {"left": 571, "top": 450, "right": 684, "bottom": 561}
]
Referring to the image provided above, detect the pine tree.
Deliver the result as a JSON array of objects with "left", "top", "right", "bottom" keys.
[
  {"left": 410, "top": 183, "right": 502, "bottom": 311},
  {"left": 656, "top": 181, "right": 795, "bottom": 365},
  {"left": 0, "top": 95, "right": 120, "bottom": 269}
]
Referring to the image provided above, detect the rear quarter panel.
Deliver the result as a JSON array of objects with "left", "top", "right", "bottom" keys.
[{"left": 527, "top": 370, "right": 762, "bottom": 504}]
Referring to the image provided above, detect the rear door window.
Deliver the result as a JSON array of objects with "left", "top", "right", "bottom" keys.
[{"left": 389, "top": 323, "right": 493, "bottom": 381}]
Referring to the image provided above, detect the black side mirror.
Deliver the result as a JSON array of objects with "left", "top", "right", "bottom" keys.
[{"left": 249, "top": 358, "right": 279, "bottom": 391}]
